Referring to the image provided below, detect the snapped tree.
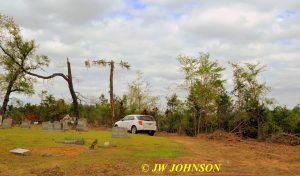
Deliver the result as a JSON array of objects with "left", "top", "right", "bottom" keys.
[{"left": 85, "top": 59, "right": 130, "bottom": 125}]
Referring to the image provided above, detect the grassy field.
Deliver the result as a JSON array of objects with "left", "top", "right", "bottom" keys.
[
  {"left": 0, "top": 126, "right": 300, "bottom": 176},
  {"left": 0, "top": 126, "right": 185, "bottom": 176}
]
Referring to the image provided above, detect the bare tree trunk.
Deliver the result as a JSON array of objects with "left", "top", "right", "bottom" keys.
[
  {"left": 138, "top": 96, "right": 141, "bottom": 112},
  {"left": 197, "top": 111, "right": 201, "bottom": 134},
  {"left": 193, "top": 112, "right": 197, "bottom": 135},
  {"left": 109, "top": 60, "right": 116, "bottom": 126},
  {"left": 67, "top": 58, "right": 79, "bottom": 118}
]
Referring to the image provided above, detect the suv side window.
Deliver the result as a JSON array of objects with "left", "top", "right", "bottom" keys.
[
  {"left": 123, "top": 116, "right": 129, "bottom": 121},
  {"left": 128, "top": 116, "right": 135, "bottom": 120}
]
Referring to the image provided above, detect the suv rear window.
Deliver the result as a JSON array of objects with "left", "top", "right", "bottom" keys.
[{"left": 137, "top": 115, "right": 154, "bottom": 121}]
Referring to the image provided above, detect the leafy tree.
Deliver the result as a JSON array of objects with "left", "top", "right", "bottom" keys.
[
  {"left": 230, "top": 62, "right": 270, "bottom": 138},
  {"left": 38, "top": 92, "right": 70, "bottom": 121},
  {"left": 125, "top": 71, "right": 158, "bottom": 114},
  {"left": 0, "top": 14, "right": 48, "bottom": 116},
  {"left": 166, "top": 93, "right": 181, "bottom": 112},
  {"left": 178, "top": 53, "right": 225, "bottom": 134},
  {"left": 0, "top": 14, "right": 80, "bottom": 118},
  {"left": 114, "top": 95, "right": 128, "bottom": 120},
  {"left": 216, "top": 89, "right": 232, "bottom": 130},
  {"left": 163, "top": 93, "right": 191, "bottom": 134},
  {"left": 291, "top": 104, "right": 300, "bottom": 133}
]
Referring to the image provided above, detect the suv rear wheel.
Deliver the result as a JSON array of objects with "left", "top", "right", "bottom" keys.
[
  {"left": 148, "top": 131, "right": 155, "bottom": 136},
  {"left": 131, "top": 126, "right": 137, "bottom": 134}
]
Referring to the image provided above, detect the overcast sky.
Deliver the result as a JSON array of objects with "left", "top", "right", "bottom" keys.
[{"left": 0, "top": 0, "right": 299, "bottom": 108}]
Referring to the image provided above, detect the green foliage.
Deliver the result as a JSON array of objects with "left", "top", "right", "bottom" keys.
[
  {"left": 217, "top": 90, "right": 233, "bottom": 130},
  {"left": 163, "top": 94, "right": 188, "bottom": 134},
  {"left": 260, "top": 105, "right": 300, "bottom": 135},
  {"left": 178, "top": 53, "right": 225, "bottom": 134},
  {"left": 114, "top": 95, "right": 129, "bottom": 120},
  {"left": 0, "top": 14, "right": 49, "bottom": 115},
  {"left": 125, "top": 71, "right": 158, "bottom": 114},
  {"left": 79, "top": 103, "right": 111, "bottom": 127},
  {"left": 6, "top": 107, "right": 23, "bottom": 122},
  {"left": 230, "top": 62, "right": 270, "bottom": 138},
  {"left": 64, "top": 136, "right": 85, "bottom": 144}
]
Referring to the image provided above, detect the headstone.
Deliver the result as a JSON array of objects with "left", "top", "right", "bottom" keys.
[
  {"left": 76, "top": 118, "right": 88, "bottom": 131},
  {"left": 112, "top": 127, "right": 128, "bottom": 138},
  {"left": 20, "top": 120, "right": 31, "bottom": 128},
  {"left": 10, "top": 148, "right": 30, "bottom": 155},
  {"left": 62, "top": 114, "right": 71, "bottom": 121},
  {"left": 62, "top": 121, "right": 70, "bottom": 131},
  {"left": 0, "top": 115, "right": 2, "bottom": 126},
  {"left": 2, "top": 118, "right": 12, "bottom": 129},
  {"left": 53, "top": 121, "right": 62, "bottom": 131},
  {"left": 42, "top": 121, "right": 53, "bottom": 130}
]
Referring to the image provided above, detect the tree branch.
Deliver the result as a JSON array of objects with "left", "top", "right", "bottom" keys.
[
  {"left": 0, "top": 44, "right": 69, "bottom": 81},
  {"left": 75, "top": 92, "right": 88, "bottom": 104},
  {"left": 11, "top": 88, "right": 25, "bottom": 93}
]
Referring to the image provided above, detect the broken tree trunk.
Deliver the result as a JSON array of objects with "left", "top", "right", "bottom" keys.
[
  {"left": 7, "top": 58, "right": 80, "bottom": 118},
  {"left": 67, "top": 58, "right": 79, "bottom": 118},
  {"left": 109, "top": 60, "right": 116, "bottom": 125},
  {"left": 89, "top": 139, "right": 98, "bottom": 150}
]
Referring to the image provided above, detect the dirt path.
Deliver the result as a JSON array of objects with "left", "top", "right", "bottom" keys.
[{"left": 161, "top": 135, "right": 300, "bottom": 176}]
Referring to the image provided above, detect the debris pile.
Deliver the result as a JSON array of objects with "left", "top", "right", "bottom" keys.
[
  {"left": 206, "top": 130, "right": 242, "bottom": 142},
  {"left": 268, "top": 133, "right": 300, "bottom": 146},
  {"left": 31, "top": 166, "right": 65, "bottom": 176}
]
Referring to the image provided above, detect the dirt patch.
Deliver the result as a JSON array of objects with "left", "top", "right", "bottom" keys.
[
  {"left": 205, "top": 130, "right": 243, "bottom": 142},
  {"left": 28, "top": 146, "right": 86, "bottom": 156},
  {"left": 165, "top": 135, "right": 300, "bottom": 176},
  {"left": 31, "top": 166, "right": 65, "bottom": 176},
  {"left": 69, "top": 163, "right": 134, "bottom": 176},
  {"left": 267, "top": 133, "right": 300, "bottom": 146},
  {"left": 156, "top": 131, "right": 184, "bottom": 137}
]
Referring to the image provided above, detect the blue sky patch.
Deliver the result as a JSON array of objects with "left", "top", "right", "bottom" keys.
[
  {"left": 126, "top": 0, "right": 146, "bottom": 10},
  {"left": 276, "top": 9, "right": 296, "bottom": 20}
]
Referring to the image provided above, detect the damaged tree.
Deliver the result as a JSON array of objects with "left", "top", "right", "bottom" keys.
[
  {"left": 22, "top": 58, "right": 79, "bottom": 118},
  {"left": 85, "top": 59, "right": 130, "bottom": 126},
  {"left": 0, "top": 14, "right": 79, "bottom": 118}
]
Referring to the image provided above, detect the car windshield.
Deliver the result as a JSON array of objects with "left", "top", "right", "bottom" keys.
[{"left": 137, "top": 115, "right": 154, "bottom": 121}]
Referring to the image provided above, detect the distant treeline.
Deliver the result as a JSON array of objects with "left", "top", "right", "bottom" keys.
[{"left": 4, "top": 55, "right": 300, "bottom": 139}]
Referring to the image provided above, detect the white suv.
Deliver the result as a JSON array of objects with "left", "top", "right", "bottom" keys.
[{"left": 114, "top": 115, "right": 157, "bottom": 136}]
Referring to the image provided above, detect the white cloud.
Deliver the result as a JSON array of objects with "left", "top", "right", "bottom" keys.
[{"left": 0, "top": 0, "right": 299, "bottom": 108}]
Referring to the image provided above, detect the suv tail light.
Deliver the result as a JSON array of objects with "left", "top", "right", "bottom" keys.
[{"left": 138, "top": 120, "right": 143, "bottom": 125}]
